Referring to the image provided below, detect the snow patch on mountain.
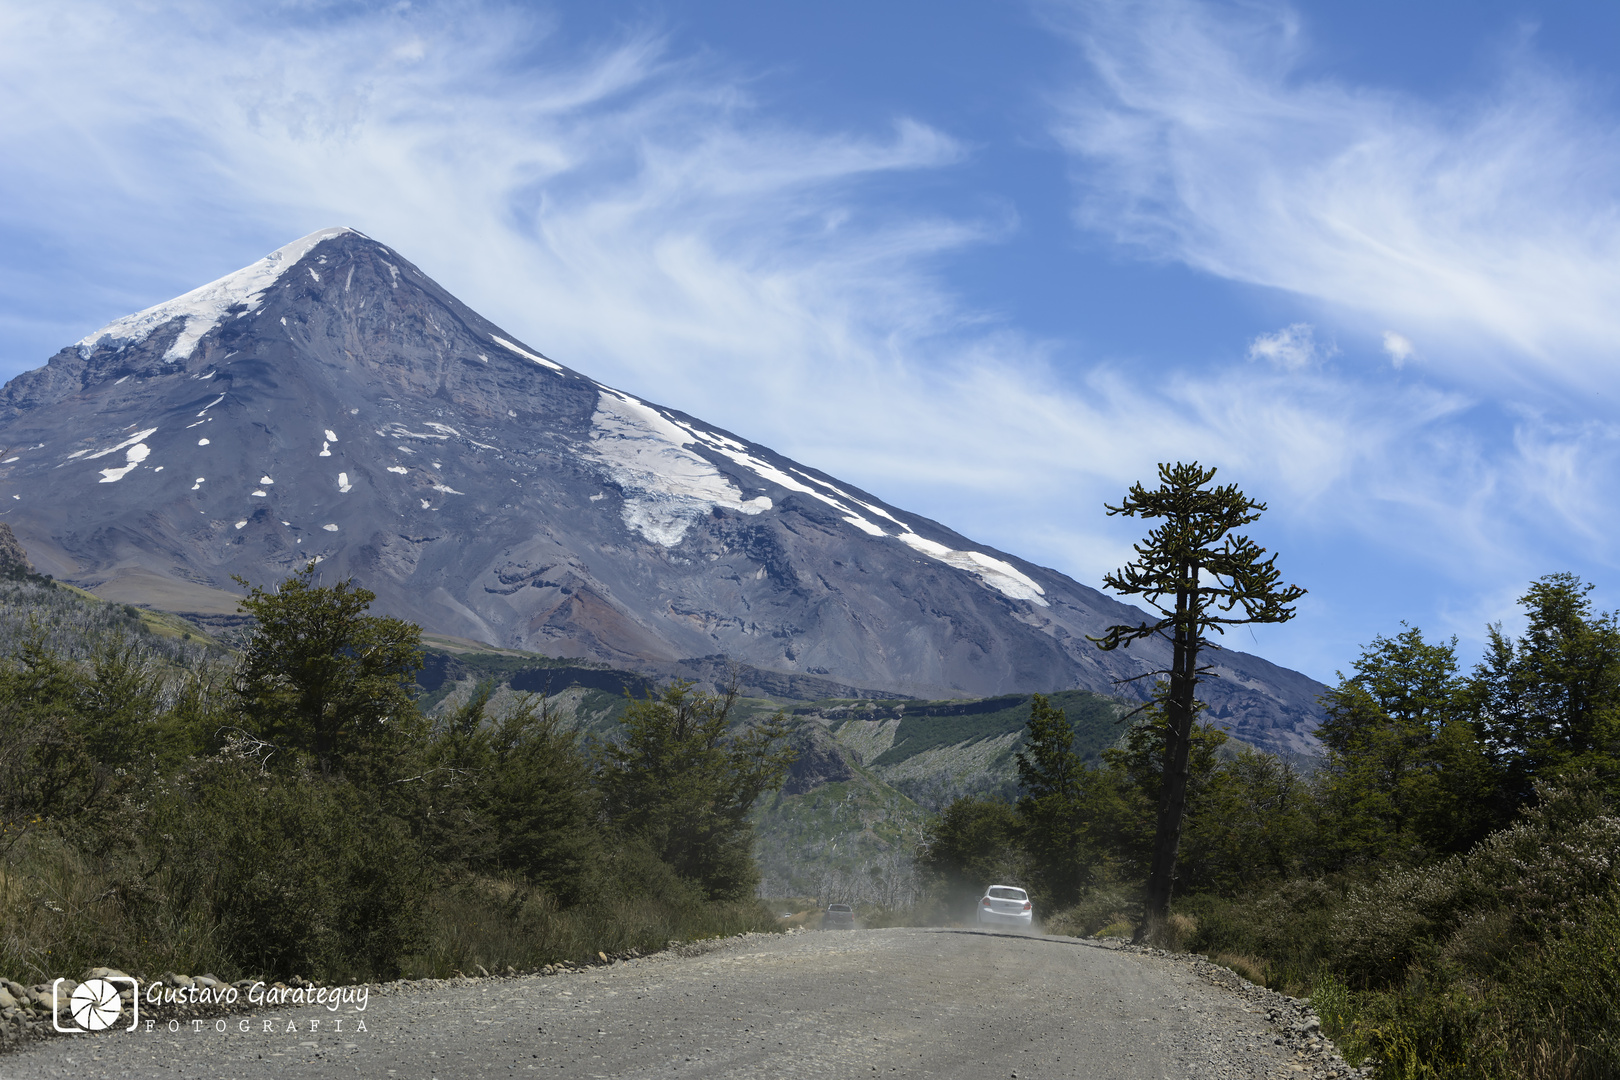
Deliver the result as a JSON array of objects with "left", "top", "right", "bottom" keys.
[
  {"left": 896, "top": 533, "right": 1047, "bottom": 606},
  {"left": 97, "top": 442, "right": 150, "bottom": 483},
  {"left": 492, "top": 335, "right": 562, "bottom": 372},
  {"left": 593, "top": 397, "right": 1047, "bottom": 604},
  {"left": 587, "top": 389, "right": 770, "bottom": 546},
  {"left": 663, "top": 416, "right": 905, "bottom": 543},
  {"left": 71, "top": 427, "right": 160, "bottom": 464},
  {"left": 77, "top": 227, "right": 354, "bottom": 362},
  {"left": 380, "top": 423, "right": 448, "bottom": 442}
]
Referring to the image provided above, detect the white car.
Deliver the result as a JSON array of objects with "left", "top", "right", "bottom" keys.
[{"left": 976, "top": 885, "right": 1033, "bottom": 928}]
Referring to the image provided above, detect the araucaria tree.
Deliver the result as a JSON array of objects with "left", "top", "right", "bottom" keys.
[{"left": 1091, "top": 462, "right": 1304, "bottom": 937}]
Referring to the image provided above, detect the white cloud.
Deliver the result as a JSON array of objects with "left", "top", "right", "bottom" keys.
[
  {"left": 1248, "top": 323, "right": 1324, "bottom": 371},
  {"left": 1382, "top": 330, "right": 1415, "bottom": 368},
  {"left": 1045, "top": 0, "right": 1620, "bottom": 397}
]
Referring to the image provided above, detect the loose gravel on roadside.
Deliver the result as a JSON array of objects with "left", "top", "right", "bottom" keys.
[{"left": 1, "top": 928, "right": 1370, "bottom": 1079}]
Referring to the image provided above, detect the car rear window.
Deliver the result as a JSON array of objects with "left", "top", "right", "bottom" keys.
[
  {"left": 829, "top": 905, "right": 852, "bottom": 912},
  {"left": 988, "top": 887, "right": 1026, "bottom": 900}
]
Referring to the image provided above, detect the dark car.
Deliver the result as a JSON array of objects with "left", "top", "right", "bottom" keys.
[{"left": 823, "top": 903, "right": 856, "bottom": 929}]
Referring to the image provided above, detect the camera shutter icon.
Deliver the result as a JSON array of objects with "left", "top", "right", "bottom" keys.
[{"left": 53, "top": 977, "right": 140, "bottom": 1033}]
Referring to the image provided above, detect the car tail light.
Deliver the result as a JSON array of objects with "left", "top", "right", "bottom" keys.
[
  {"left": 1022, "top": 901, "right": 1032, "bottom": 911},
  {"left": 981, "top": 898, "right": 991, "bottom": 907}
]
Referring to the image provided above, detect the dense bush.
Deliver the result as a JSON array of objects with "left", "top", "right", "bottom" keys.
[{"left": 1176, "top": 775, "right": 1620, "bottom": 1080}]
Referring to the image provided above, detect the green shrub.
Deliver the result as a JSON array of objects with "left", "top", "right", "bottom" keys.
[
  {"left": 148, "top": 749, "right": 431, "bottom": 982},
  {"left": 406, "top": 877, "right": 777, "bottom": 978},
  {"left": 1043, "top": 885, "right": 1140, "bottom": 938},
  {"left": 1493, "top": 899, "right": 1620, "bottom": 1079},
  {"left": 1181, "top": 879, "right": 1343, "bottom": 993},
  {"left": 1330, "top": 860, "right": 1472, "bottom": 988}
]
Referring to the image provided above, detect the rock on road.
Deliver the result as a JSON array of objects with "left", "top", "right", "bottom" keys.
[{"left": 2, "top": 928, "right": 1347, "bottom": 1079}]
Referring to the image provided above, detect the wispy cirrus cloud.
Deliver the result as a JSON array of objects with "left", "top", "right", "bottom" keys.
[
  {"left": 1044, "top": 0, "right": 1620, "bottom": 397},
  {"left": 1024, "top": 0, "right": 1620, "bottom": 670},
  {"left": 1381, "top": 331, "right": 1415, "bottom": 369},
  {"left": 0, "top": 2, "right": 981, "bottom": 432},
  {"left": 4, "top": 0, "right": 1620, "bottom": 679}
]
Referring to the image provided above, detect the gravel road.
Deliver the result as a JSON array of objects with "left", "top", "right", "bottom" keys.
[{"left": 1, "top": 928, "right": 1362, "bottom": 1079}]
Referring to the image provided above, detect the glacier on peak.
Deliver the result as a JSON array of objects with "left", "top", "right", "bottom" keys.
[
  {"left": 587, "top": 389, "right": 771, "bottom": 546},
  {"left": 584, "top": 386, "right": 1047, "bottom": 606},
  {"left": 76, "top": 227, "right": 358, "bottom": 363}
]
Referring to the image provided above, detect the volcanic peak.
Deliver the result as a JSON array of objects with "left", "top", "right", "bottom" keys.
[{"left": 76, "top": 227, "right": 363, "bottom": 363}]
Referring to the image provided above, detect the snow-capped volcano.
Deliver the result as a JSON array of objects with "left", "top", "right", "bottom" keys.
[
  {"left": 76, "top": 228, "right": 356, "bottom": 363},
  {"left": 0, "top": 228, "right": 1324, "bottom": 751}
]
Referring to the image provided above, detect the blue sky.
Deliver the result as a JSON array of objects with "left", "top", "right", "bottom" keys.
[{"left": 4, "top": 0, "right": 1620, "bottom": 684}]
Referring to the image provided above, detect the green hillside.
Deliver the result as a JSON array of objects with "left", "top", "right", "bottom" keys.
[
  {"left": 419, "top": 654, "right": 1163, "bottom": 904},
  {"left": 0, "top": 569, "right": 223, "bottom": 667},
  {"left": 863, "top": 689, "right": 1126, "bottom": 767}
]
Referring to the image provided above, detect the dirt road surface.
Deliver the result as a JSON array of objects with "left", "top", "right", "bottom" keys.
[{"left": 1, "top": 928, "right": 1348, "bottom": 1079}]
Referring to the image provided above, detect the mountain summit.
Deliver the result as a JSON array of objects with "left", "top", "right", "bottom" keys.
[{"left": 1, "top": 228, "right": 1323, "bottom": 751}]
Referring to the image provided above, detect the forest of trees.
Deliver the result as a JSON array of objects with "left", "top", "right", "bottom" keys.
[
  {"left": 919, "top": 571, "right": 1620, "bottom": 1080},
  {"left": 5, "top": 543, "right": 1618, "bottom": 1077},
  {"left": 0, "top": 562, "right": 795, "bottom": 985}
]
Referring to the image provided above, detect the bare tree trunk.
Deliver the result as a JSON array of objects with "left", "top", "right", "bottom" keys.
[{"left": 1135, "top": 563, "right": 1200, "bottom": 943}]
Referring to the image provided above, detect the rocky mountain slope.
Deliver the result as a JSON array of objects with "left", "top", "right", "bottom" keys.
[{"left": 0, "top": 227, "right": 1324, "bottom": 747}]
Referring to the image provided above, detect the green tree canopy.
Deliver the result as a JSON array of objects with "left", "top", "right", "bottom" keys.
[
  {"left": 1472, "top": 573, "right": 1620, "bottom": 803},
  {"left": 596, "top": 682, "right": 794, "bottom": 902},
  {"left": 1317, "top": 625, "right": 1495, "bottom": 863},
  {"left": 0, "top": 630, "right": 100, "bottom": 852},
  {"left": 917, "top": 796, "right": 1028, "bottom": 915},
  {"left": 1015, "top": 693, "right": 1102, "bottom": 906},
  {"left": 233, "top": 562, "right": 423, "bottom": 777},
  {"left": 1319, "top": 623, "right": 1465, "bottom": 752},
  {"left": 415, "top": 683, "right": 599, "bottom": 904}
]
